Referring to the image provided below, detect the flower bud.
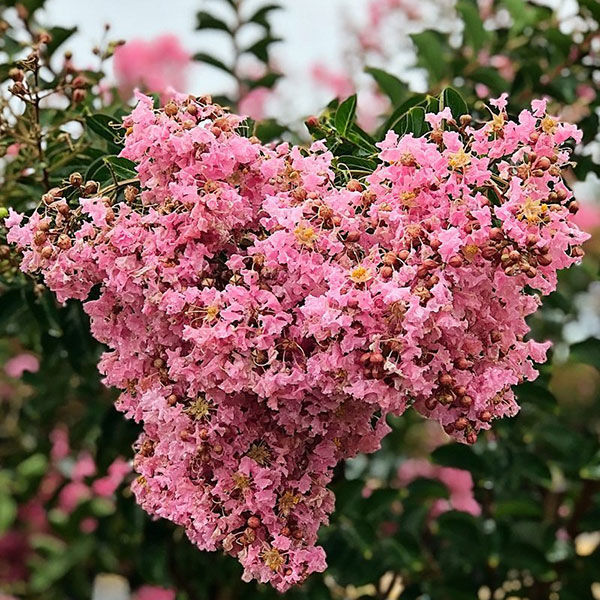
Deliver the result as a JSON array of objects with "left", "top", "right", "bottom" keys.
[
  {"left": 9, "top": 68, "right": 24, "bottom": 82},
  {"left": 247, "top": 516, "right": 261, "bottom": 529},
  {"left": 165, "top": 101, "right": 179, "bottom": 117},
  {"left": 448, "top": 255, "right": 463, "bottom": 268},
  {"left": 72, "top": 88, "right": 86, "bottom": 103},
  {"left": 455, "top": 357, "right": 473, "bottom": 370},
  {"left": 83, "top": 181, "right": 99, "bottom": 196},
  {"left": 537, "top": 156, "right": 551, "bottom": 170},
  {"left": 454, "top": 417, "right": 468, "bottom": 431},
  {"left": 479, "top": 410, "right": 492, "bottom": 422},
  {"left": 346, "top": 180, "right": 363, "bottom": 192},
  {"left": 459, "top": 395, "right": 473, "bottom": 408},
  {"left": 438, "top": 373, "right": 453, "bottom": 387},
  {"left": 69, "top": 172, "right": 83, "bottom": 187},
  {"left": 380, "top": 266, "right": 393, "bottom": 279}
]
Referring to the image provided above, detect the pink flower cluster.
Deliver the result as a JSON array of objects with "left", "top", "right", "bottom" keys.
[
  {"left": 6, "top": 92, "right": 587, "bottom": 590},
  {"left": 396, "top": 458, "right": 481, "bottom": 517}
]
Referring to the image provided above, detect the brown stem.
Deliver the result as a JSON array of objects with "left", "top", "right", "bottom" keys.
[
  {"left": 566, "top": 480, "right": 600, "bottom": 538},
  {"left": 31, "top": 56, "right": 50, "bottom": 191}
]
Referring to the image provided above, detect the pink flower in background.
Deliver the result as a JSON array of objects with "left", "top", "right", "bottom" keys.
[
  {"left": 80, "top": 517, "right": 98, "bottom": 533},
  {"left": 5, "top": 143, "right": 20, "bottom": 157},
  {"left": 133, "top": 586, "right": 176, "bottom": 600},
  {"left": 475, "top": 83, "right": 490, "bottom": 98},
  {"left": 239, "top": 87, "right": 270, "bottom": 120},
  {"left": 397, "top": 459, "right": 481, "bottom": 517},
  {"left": 572, "top": 203, "right": 600, "bottom": 233},
  {"left": 4, "top": 353, "right": 39, "bottom": 378},
  {"left": 113, "top": 34, "right": 191, "bottom": 96},
  {"left": 58, "top": 481, "right": 90, "bottom": 513},
  {"left": 311, "top": 63, "right": 354, "bottom": 98},
  {"left": 50, "top": 427, "right": 70, "bottom": 461},
  {"left": 71, "top": 451, "right": 96, "bottom": 481},
  {"left": 576, "top": 84, "right": 596, "bottom": 104},
  {"left": 92, "top": 457, "right": 131, "bottom": 497}
]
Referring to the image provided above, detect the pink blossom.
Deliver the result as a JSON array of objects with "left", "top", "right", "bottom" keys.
[
  {"left": 50, "top": 427, "right": 70, "bottom": 461},
  {"left": 4, "top": 353, "right": 39, "bottom": 378},
  {"left": 58, "top": 482, "right": 90, "bottom": 513},
  {"left": 80, "top": 517, "right": 98, "bottom": 533},
  {"left": 71, "top": 452, "right": 96, "bottom": 481},
  {"left": 311, "top": 63, "right": 354, "bottom": 98},
  {"left": 397, "top": 459, "right": 481, "bottom": 517},
  {"left": 6, "top": 143, "right": 20, "bottom": 157},
  {"left": 113, "top": 34, "right": 190, "bottom": 97},
  {"left": 239, "top": 88, "right": 271, "bottom": 120},
  {"left": 133, "top": 586, "right": 176, "bottom": 600},
  {"left": 92, "top": 457, "right": 131, "bottom": 497},
  {"left": 7, "top": 93, "right": 587, "bottom": 591}
]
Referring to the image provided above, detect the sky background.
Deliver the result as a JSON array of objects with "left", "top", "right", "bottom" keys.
[{"left": 42, "top": 0, "right": 369, "bottom": 117}]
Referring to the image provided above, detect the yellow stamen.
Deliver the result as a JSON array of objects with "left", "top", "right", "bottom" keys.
[
  {"left": 350, "top": 266, "right": 372, "bottom": 284},
  {"left": 262, "top": 547, "right": 285, "bottom": 572},
  {"left": 294, "top": 224, "right": 318, "bottom": 248},
  {"left": 541, "top": 116, "right": 557, "bottom": 135},
  {"left": 448, "top": 148, "right": 471, "bottom": 170},
  {"left": 185, "top": 396, "right": 212, "bottom": 420}
]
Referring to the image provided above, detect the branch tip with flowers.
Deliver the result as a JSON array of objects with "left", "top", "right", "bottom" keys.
[{"left": 4, "top": 86, "right": 588, "bottom": 590}]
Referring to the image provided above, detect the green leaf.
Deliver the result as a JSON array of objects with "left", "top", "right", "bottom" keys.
[
  {"left": 337, "top": 155, "right": 378, "bottom": 175},
  {"left": 436, "top": 511, "right": 482, "bottom": 552},
  {"left": 431, "top": 443, "right": 486, "bottom": 475},
  {"left": 0, "top": 495, "right": 17, "bottom": 534},
  {"left": 85, "top": 113, "right": 123, "bottom": 151},
  {"left": 347, "top": 124, "right": 378, "bottom": 153},
  {"left": 248, "top": 4, "right": 281, "bottom": 28},
  {"left": 495, "top": 498, "right": 544, "bottom": 518},
  {"left": 580, "top": 451, "right": 600, "bottom": 480},
  {"left": 457, "top": 0, "right": 488, "bottom": 52},
  {"left": 253, "top": 119, "right": 287, "bottom": 143},
  {"left": 570, "top": 338, "right": 600, "bottom": 370},
  {"left": 442, "top": 87, "right": 469, "bottom": 119},
  {"left": 17, "top": 453, "right": 48, "bottom": 479},
  {"left": 245, "top": 71, "right": 282, "bottom": 90},
  {"left": 365, "top": 67, "right": 406, "bottom": 106},
  {"left": 103, "top": 156, "right": 137, "bottom": 180},
  {"left": 407, "top": 106, "right": 427, "bottom": 136},
  {"left": 193, "top": 52, "right": 234, "bottom": 75},
  {"left": 406, "top": 477, "right": 450, "bottom": 501},
  {"left": 244, "top": 35, "right": 281, "bottom": 63},
  {"left": 196, "top": 10, "right": 230, "bottom": 32},
  {"left": 411, "top": 31, "right": 447, "bottom": 83},
  {"left": 471, "top": 66, "right": 509, "bottom": 93},
  {"left": 381, "top": 93, "right": 427, "bottom": 136},
  {"left": 45, "top": 26, "right": 77, "bottom": 58},
  {"left": 516, "top": 381, "right": 557, "bottom": 410},
  {"left": 335, "top": 94, "right": 358, "bottom": 136},
  {"left": 85, "top": 156, "right": 111, "bottom": 185},
  {"left": 0, "top": 62, "right": 14, "bottom": 83},
  {"left": 580, "top": 0, "right": 600, "bottom": 21}
]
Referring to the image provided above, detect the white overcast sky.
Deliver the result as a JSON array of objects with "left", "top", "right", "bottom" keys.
[{"left": 42, "top": 0, "right": 369, "bottom": 118}]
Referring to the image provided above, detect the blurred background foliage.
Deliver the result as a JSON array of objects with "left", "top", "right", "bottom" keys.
[{"left": 0, "top": 0, "right": 599, "bottom": 599}]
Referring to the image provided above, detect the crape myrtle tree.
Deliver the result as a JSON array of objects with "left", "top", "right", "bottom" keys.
[{"left": 0, "top": 1, "right": 599, "bottom": 600}]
